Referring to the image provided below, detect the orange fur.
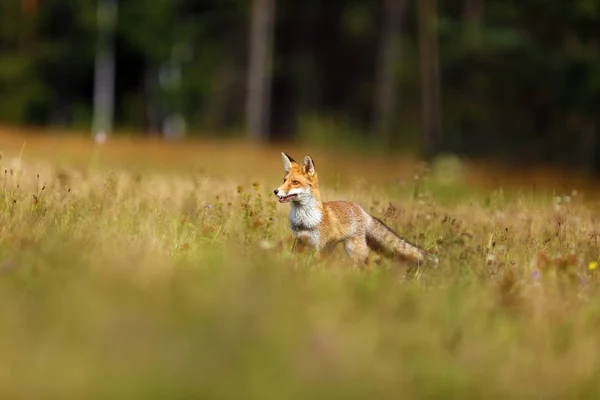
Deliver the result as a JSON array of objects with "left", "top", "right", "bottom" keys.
[{"left": 274, "top": 152, "right": 437, "bottom": 267}]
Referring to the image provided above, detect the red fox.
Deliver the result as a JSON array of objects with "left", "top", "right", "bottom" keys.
[{"left": 274, "top": 152, "right": 438, "bottom": 266}]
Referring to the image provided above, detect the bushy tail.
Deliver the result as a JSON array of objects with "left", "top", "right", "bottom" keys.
[{"left": 366, "top": 216, "right": 438, "bottom": 266}]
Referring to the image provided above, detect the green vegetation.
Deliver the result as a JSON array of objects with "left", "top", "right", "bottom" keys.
[
  {"left": 2, "top": 133, "right": 600, "bottom": 397},
  {"left": 1, "top": 1, "right": 599, "bottom": 166}
]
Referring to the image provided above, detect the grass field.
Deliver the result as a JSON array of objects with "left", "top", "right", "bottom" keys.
[{"left": 2, "top": 126, "right": 600, "bottom": 398}]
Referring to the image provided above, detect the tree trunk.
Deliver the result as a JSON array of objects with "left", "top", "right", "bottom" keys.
[
  {"left": 417, "top": 0, "right": 442, "bottom": 158},
  {"left": 373, "top": 0, "right": 407, "bottom": 141},
  {"left": 92, "top": 0, "right": 117, "bottom": 136},
  {"left": 246, "top": 0, "right": 275, "bottom": 141}
]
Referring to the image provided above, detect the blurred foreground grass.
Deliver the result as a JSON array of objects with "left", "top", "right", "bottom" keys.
[{"left": 2, "top": 126, "right": 600, "bottom": 398}]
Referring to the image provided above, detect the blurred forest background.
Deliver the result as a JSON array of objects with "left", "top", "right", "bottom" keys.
[{"left": 1, "top": 0, "right": 600, "bottom": 171}]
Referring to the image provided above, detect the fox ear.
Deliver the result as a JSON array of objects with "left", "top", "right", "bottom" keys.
[
  {"left": 281, "top": 152, "right": 296, "bottom": 172},
  {"left": 303, "top": 156, "right": 316, "bottom": 176}
]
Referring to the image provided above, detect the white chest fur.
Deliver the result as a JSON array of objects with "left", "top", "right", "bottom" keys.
[{"left": 289, "top": 200, "right": 322, "bottom": 248}]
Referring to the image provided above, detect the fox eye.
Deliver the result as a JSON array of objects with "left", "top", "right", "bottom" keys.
[{"left": 291, "top": 180, "right": 300, "bottom": 185}]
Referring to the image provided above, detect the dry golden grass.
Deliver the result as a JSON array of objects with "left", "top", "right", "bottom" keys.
[{"left": 2, "top": 126, "right": 600, "bottom": 398}]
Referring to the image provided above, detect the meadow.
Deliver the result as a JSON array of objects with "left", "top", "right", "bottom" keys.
[{"left": 2, "top": 126, "right": 600, "bottom": 398}]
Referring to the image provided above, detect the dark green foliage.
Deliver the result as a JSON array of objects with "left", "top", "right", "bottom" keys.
[{"left": 0, "top": 0, "right": 599, "bottom": 168}]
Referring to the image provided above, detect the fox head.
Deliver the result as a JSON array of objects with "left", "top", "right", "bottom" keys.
[{"left": 273, "top": 152, "right": 319, "bottom": 204}]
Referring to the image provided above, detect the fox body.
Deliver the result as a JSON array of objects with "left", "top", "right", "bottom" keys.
[{"left": 274, "top": 152, "right": 436, "bottom": 266}]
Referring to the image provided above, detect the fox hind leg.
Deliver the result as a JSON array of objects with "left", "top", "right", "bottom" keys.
[{"left": 344, "top": 236, "right": 370, "bottom": 266}]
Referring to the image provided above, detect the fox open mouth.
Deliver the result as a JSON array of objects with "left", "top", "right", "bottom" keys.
[{"left": 278, "top": 194, "right": 297, "bottom": 203}]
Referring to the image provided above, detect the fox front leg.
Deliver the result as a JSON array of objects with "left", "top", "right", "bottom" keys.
[{"left": 290, "top": 236, "right": 312, "bottom": 254}]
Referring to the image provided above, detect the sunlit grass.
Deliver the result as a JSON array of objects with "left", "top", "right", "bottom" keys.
[{"left": 2, "top": 126, "right": 600, "bottom": 397}]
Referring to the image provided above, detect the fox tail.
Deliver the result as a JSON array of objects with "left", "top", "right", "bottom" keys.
[{"left": 366, "top": 216, "right": 438, "bottom": 266}]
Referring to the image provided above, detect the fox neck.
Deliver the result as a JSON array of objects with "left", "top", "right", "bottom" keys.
[{"left": 289, "top": 187, "right": 323, "bottom": 231}]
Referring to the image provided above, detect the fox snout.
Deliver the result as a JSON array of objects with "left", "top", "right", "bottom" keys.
[{"left": 274, "top": 187, "right": 300, "bottom": 203}]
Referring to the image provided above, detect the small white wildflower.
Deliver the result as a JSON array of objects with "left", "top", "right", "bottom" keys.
[
  {"left": 95, "top": 130, "right": 107, "bottom": 145},
  {"left": 259, "top": 240, "right": 274, "bottom": 250},
  {"left": 563, "top": 195, "right": 571, "bottom": 203},
  {"left": 572, "top": 190, "right": 578, "bottom": 196}
]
